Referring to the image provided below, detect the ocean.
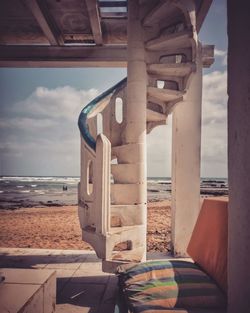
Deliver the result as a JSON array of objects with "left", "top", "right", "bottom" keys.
[
  {"left": 0, "top": 176, "right": 228, "bottom": 209},
  {"left": 0, "top": 176, "right": 79, "bottom": 209}
]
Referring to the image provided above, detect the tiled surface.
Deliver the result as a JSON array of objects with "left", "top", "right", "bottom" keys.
[
  {"left": 0, "top": 247, "right": 172, "bottom": 313},
  {"left": 0, "top": 268, "right": 56, "bottom": 313},
  {"left": 55, "top": 268, "right": 76, "bottom": 294},
  {"left": 3, "top": 267, "right": 56, "bottom": 284},
  {"left": 59, "top": 282, "right": 106, "bottom": 306},
  {"left": 0, "top": 248, "right": 119, "bottom": 313},
  {"left": 0, "top": 283, "right": 42, "bottom": 313}
]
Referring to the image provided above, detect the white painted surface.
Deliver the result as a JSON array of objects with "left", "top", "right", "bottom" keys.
[{"left": 171, "top": 45, "right": 202, "bottom": 256}]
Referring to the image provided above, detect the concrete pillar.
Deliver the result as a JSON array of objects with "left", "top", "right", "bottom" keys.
[
  {"left": 126, "top": 0, "right": 147, "bottom": 260},
  {"left": 228, "top": 1, "right": 250, "bottom": 312},
  {"left": 171, "top": 45, "right": 202, "bottom": 256}
]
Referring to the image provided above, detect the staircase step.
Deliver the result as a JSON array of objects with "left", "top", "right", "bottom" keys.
[
  {"left": 147, "top": 86, "right": 184, "bottom": 103},
  {"left": 106, "top": 224, "right": 145, "bottom": 259},
  {"left": 111, "top": 204, "right": 145, "bottom": 227},
  {"left": 111, "top": 247, "right": 144, "bottom": 262},
  {"left": 111, "top": 164, "right": 142, "bottom": 184},
  {"left": 102, "top": 246, "right": 144, "bottom": 273},
  {"left": 148, "top": 63, "right": 194, "bottom": 77},
  {"left": 147, "top": 108, "right": 167, "bottom": 122},
  {"left": 102, "top": 259, "right": 135, "bottom": 273},
  {"left": 81, "top": 223, "right": 145, "bottom": 260},
  {"left": 146, "top": 30, "right": 193, "bottom": 51},
  {"left": 164, "top": 98, "right": 181, "bottom": 115},
  {"left": 111, "top": 184, "right": 145, "bottom": 205},
  {"left": 109, "top": 224, "right": 142, "bottom": 235},
  {"left": 112, "top": 143, "right": 144, "bottom": 164}
]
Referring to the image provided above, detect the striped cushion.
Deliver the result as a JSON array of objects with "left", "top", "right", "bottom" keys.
[{"left": 117, "top": 260, "right": 226, "bottom": 313}]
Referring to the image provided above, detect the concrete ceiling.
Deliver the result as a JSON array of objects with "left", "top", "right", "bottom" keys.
[{"left": 0, "top": 0, "right": 212, "bottom": 67}]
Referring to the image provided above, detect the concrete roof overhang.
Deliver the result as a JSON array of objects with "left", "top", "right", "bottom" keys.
[{"left": 0, "top": 0, "right": 213, "bottom": 67}]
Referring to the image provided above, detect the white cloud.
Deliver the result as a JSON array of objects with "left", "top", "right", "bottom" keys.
[
  {"left": 0, "top": 86, "right": 99, "bottom": 176},
  {"left": 15, "top": 86, "right": 98, "bottom": 121},
  {"left": 202, "top": 70, "right": 227, "bottom": 124},
  {"left": 201, "top": 70, "right": 228, "bottom": 177},
  {"left": 214, "top": 49, "right": 226, "bottom": 57},
  {"left": 214, "top": 49, "right": 227, "bottom": 66},
  {"left": 1, "top": 70, "right": 228, "bottom": 178},
  {"left": 147, "top": 70, "right": 228, "bottom": 178},
  {"left": 0, "top": 117, "right": 55, "bottom": 130},
  {"left": 147, "top": 121, "right": 172, "bottom": 177}
]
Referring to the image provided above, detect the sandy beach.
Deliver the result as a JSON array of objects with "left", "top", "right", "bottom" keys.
[{"left": 0, "top": 200, "right": 172, "bottom": 252}]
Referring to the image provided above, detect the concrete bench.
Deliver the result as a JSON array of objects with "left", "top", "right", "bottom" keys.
[{"left": 0, "top": 268, "right": 56, "bottom": 313}]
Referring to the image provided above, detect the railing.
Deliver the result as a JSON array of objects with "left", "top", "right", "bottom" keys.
[
  {"left": 78, "top": 77, "right": 127, "bottom": 150},
  {"left": 78, "top": 77, "right": 127, "bottom": 239}
]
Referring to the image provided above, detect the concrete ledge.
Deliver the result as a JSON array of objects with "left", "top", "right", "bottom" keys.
[{"left": 0, "top": 268, "right": 56, "bottom": 313}]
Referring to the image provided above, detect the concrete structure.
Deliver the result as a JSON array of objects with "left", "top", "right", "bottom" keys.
[
  {"left": 3, "top": 0, "right": 250, "bottom": 311},
  {"left": 0, "top": 268, "right": 56, "bottom": 313},
  {"left": 77, "top": 0, "right": 214, "bottom": 271},
  {"left": 172, "top": 44, "right": 203, "bottom": 256},
  {"left": 0, "top": 0, "right": 214, "bottom": 269},
  {"left": 228, "top": 1, "right": 250, "bottom": 312}
]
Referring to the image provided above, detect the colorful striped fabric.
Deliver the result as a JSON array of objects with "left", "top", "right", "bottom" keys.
[{"left": 117, "top": 260, "right": 226, "bottom": 313}]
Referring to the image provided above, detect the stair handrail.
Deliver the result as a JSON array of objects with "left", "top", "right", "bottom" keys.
[{"left": 78, "top": 77, "right": 127, "bottom": 150}]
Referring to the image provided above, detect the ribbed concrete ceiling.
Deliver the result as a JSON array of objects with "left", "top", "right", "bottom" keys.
[{"left": 0, "top": 0, "right": 212, "bottom": 67}]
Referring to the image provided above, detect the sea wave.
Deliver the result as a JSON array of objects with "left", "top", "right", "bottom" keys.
[
  {"left": 34, "top": 190, "right": 45, "bottom": 194},
  {"left": 0, "top": 176, "right": 80, "bottom": 184},
  {"left": 0, "top": 176, "right": 228, "bottom": 209}
]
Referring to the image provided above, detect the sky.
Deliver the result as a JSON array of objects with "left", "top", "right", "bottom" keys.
[{"left": 0, "top": 1, "right": 227, "bottom": 178}]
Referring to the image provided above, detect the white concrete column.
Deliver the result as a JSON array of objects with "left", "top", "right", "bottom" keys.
[
  {"left": 228, "top": 1, "right": 250, "bottom": 312},
  {"left": 126, "top": 0, "right": 147, "bottom": 144},
  {"left": 171, "top": 45, "right": 202, "bottom": 256},
  {"left": 126, "top": 0, "right": 147, "bottom": 260}
]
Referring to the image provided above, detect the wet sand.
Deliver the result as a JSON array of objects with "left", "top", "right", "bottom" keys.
[{"left": 0, "top": 200, "right": 172, "bottom": 252}]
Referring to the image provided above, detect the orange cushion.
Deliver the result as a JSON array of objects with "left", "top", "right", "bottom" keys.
[{"left": 187, "top": 198, "right": 228, "bottom": 293}]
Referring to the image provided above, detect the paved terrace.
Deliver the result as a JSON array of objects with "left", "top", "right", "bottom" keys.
[{"left": 0, "top": 248, "right": 167, "bottom": 313}]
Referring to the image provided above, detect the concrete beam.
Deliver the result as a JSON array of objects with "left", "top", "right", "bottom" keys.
[
  {"left": 23, "top": 0, "right": 64, "bottom": 46},
  {"left": 196, "top": 0, "right": 213, "bottom": 32},
  {"left": 85, "top": 0, "right": 103, "bottom": 45},
  {"left": 202, "top": 44, "right": 215, "bottom": 68},
  {"left": 99, "top": 1, "right": 127, "bottom": 7},
  {"left": 0, "top": 46, "right": 127, "bottom": 67}
]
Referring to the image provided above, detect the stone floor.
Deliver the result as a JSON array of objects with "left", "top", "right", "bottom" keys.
[{"left": 0, "top": 248, "right": 168, "bottom": 313}]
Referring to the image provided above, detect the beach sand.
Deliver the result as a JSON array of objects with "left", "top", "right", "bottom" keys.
[{"left": 0, "top": 200, "right": 171, "bottom": 252}]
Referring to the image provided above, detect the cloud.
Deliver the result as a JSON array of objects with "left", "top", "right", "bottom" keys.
[
  {"left": 202, "top": 70, "right": 227, "bottom": 124},
  {"left": 0, "top": 69, "right": 228, "bottom": 178},
  {"left": 0, "top": 117, "right": 55, "bottom": 130},
  {"left": 214, "top": 49, "right": 226, "bottom": 57},
  {"left": 0, "top": 86, "right": 99, "bottom": 176},
  {"left": 147, "top": 121, "right": 172, "bottom": 177},
  {"left": 14, "top": 86, "right": 98, "bottom": 121},
  {"left": 147, "top": 69, "right": 228, "bottom": 178},
  {"left": 201, "top": 70, "right": 228, "bottom": 176},
  {"left": 214, "top": 49, "right": 227, "bottom": 66}
]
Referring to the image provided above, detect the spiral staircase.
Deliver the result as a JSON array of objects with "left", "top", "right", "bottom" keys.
[{"left": 78, "top": 0, "right": 214, "bottom": 272}]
